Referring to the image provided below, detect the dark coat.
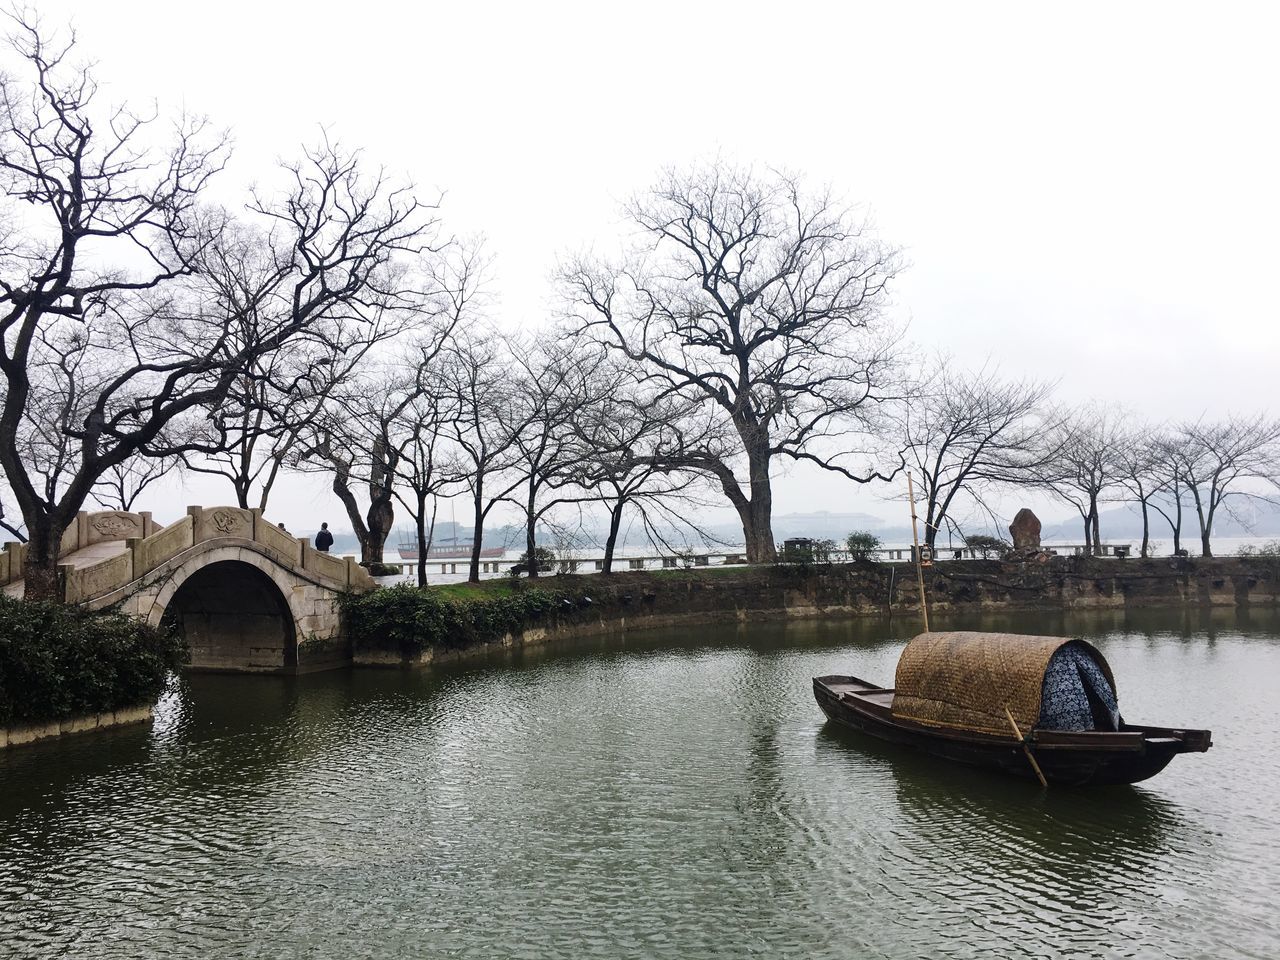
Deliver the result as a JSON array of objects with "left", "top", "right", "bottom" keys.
[{"left": 315, "top": 529, "right": 334, "bottom": 552}]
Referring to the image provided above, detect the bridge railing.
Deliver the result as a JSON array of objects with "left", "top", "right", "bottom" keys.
[
  {"left": 1, "top": 510, "right": 159, "bottom": 588},
  {"left": 0, "top": 541, "right": 25, "bottom": 585},
  {"left": 2, "top": 506, "right": 374, "bottom": 599}
]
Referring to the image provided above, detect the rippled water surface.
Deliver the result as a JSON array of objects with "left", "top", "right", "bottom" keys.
[{"left": 2, "top": 608, "right": 1278, "bottom": 959}]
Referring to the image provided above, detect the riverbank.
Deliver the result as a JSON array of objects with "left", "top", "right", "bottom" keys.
[
  {"left": 349, "top": 555, "right": 1280, "bottom": 666},
  {"left": 0, "top": 596, "right": 185, "bottom": 750}
]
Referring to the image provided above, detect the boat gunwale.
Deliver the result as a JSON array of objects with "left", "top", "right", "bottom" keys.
[{"left": 814, "top": 674, "right": 1211, "bottom": 754}]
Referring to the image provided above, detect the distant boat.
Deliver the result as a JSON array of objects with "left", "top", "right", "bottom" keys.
[
  {"left": 397, "top": 541, "right": 504, "bottom": 561},
  {"left": 399, "top": 501, "right": 506, "bottom": 561},
  {"left": 814, "top": 631, "right": 1211, "bottom": 786}
]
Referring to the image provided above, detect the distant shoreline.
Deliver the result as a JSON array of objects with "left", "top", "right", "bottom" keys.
[{"left": 351, "top": 556, "right": 1280, "bottom": 668}]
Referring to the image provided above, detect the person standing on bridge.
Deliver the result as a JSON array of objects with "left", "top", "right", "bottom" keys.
[{"left": 315, "top": 523, "right": 334, "bottom": 552}]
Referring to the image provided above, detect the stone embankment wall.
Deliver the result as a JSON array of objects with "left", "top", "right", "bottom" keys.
[
  {"left": 2, "top": 705, "right": 152, "bottom": 749},
  {"left": 362, "top": 556, "right": 1280, "bottom": 667}
]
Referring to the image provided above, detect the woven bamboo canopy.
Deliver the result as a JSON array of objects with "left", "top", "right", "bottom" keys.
[{"left": 891, "top": 632, "right": 1118, "bottom": 736}]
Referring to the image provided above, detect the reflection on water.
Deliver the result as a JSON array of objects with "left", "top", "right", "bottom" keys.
[
  {"left": 814, "top": 723, "right": 1202, "bottom": 957},
  {"left": 1, "top": 608, "right": 1278, "bottom": 959}
]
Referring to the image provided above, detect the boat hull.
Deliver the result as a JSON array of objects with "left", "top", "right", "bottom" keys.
[{"left": 814, "top": 675, "right": 1210, "bottom": 787}]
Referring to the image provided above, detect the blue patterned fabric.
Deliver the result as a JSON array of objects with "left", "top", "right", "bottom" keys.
[{"left": 1038, "top": 641, "right": 1121, "bottom": 731}]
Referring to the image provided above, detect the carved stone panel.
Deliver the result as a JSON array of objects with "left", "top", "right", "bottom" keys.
[
  {"left": 196, "top": 507, "right": 254, "bottom": 542},
  {"left": 85, "top": 512, "right": 144, "bottom": 545}
]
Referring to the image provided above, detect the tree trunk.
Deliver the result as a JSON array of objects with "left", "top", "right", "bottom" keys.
[
  {"left": 468, "top": 486, "right": 485, "bottom": 583},
  {"left": 525, "top": 486, "right": 539, "bottom": 579},
  {"left": 1139, "top": 500, "right": 1150, "bottom": 559},
  {"left": 741, "top": 442, "right": 776, "bottom": 563},
  {"left": 1172, "top": 493, "right": 1182, "bottom": 555},
  {"left": 416, "top": 488, "right": 429, "bottom": 588},
  {"left": 364, "top": 495, "right": 393, "bottom": 565},
  {"left": 330, "top": 469, "right": 370, "bottom": 559},
  {"left": 735, "top": 495, "right": 776, "bottom": 563},
  {"left": 922, "top": 494, "right": 939, "bottom": 551},
  {"left": 602, "top": 499, "right": 626, "bottom": 574},
  {"left": 1201, "top": 496, "right": 1217, "bottom": 558},
  {"left": 1091, "top": 504, "right": 1101, "bottom": 557},
  {"left": 21, "top": 515, "right": 66, "bottom": 602},
  {"left": 1080, "top": 512, "right": 1092, "bottom": 556},
  {"left": 1190, "top": 489, "right": 1211, "bottom": 558}
]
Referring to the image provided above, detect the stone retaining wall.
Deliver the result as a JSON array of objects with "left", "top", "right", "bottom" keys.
[{"left": 2, "top": 705, "right": 152, "bottom": 749}]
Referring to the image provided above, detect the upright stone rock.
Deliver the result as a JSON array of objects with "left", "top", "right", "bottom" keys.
[{"left": 1009, "top": 509, "right": 1042, "bottom": 553}]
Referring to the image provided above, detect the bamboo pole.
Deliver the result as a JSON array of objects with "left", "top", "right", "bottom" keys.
[
  {"left": 906, "top": 469, "right": 930, "bottom": 632},
  {"left": 1004, "top": 706, "right": 1049, "bottom": 789}
]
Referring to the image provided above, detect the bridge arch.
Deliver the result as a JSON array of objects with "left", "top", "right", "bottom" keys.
[{"left": 157, "top": 556, "right": 299, "bottom": 672}]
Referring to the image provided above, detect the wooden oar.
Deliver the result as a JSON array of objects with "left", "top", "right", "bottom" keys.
[{"left": 1004, "top": 706, "right": 1048, "bottom": 789}]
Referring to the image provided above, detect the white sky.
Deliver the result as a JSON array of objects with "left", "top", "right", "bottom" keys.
[{"left": 29, "top": 1, "right": 1280, "bottom": 535}]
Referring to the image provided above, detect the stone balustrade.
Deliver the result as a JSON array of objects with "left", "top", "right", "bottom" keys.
[{"left": 0, "top": 506, "right": 375, "bottom": 599}]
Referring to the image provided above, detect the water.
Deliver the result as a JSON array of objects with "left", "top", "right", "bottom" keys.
[{"left": 2, "top": 608, "right": 1278, "bottom": 959}]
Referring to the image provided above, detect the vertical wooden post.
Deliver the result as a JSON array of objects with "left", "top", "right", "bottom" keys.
[{"left": 907, "top": 470, "right": 930, "bottom": 633}]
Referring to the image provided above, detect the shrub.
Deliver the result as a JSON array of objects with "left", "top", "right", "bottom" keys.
[
  {"left": 509, "top": 547, "right": 556, "bottom": 577},
  {"left": 963, "top": 534, "right": 1010, "bottom": 559},
  {"left": 0, "top": 597, "right": 187, "bottom": 727},
  {"left": 845, "top": 531, "right": 882, "bottom": 562},
  {"left": 1239, "top": 540, "right": 1280, "bottom": 572},
  {"left": 776, "top": 538, "right": 837, "bottom": 571},
  {"left": 339, "top": 584, "right": 562, "bottom": 657}
]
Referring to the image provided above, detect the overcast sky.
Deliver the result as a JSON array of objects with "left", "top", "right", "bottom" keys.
[{"left": 29, "top": 1, "right": 1280, "bottom": 536}]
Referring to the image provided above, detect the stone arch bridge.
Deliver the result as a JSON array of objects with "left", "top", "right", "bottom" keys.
[{"left": 1, "top": 507, "right": 375, "bottom": 673}]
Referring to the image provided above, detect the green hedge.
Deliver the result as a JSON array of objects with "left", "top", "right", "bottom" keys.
[
  {"left": 340, "top": 584, "right": 562, "bottom": 657},
  {"left": 0, "top": 596, "right": 187, "bottom": 727}
]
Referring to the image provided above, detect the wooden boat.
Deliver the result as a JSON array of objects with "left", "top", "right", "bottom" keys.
[{"left": 814, "top": 632, "right": 1211, "bottom": 786}]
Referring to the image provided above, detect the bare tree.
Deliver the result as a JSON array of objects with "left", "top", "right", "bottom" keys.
[
  {"left": 570, "top": 358, "right": 719, "bottom": 573},
  {"left": 0, "top": 16, "right": 222, "bottom": 598},
  {"left": 563, "top": 162, "right": 906, "bottom": 563},
  {"left": 92, "top": 453, "right": 174, "bottom": 512},
  {"left": 437, "top": 330, "right": 539, "bottom": 582},
  {"left": 298, "top": 363, "right": 432, "bottom": 566},
  {"left": 892, "top": 359, "right": 1055, "bottom": 550},
  {"left": 505, "top": 337, "right": 609, "bottom": 578},
  {"left": 1113, "top": 429, "right": 1167, "bottom": 558},
  {"left": 390, "top": 390, "right": 453, "bottom": 587},
  {"left": 0, "top": 17, "right": 439, "bottom": 597},
  {"left": 1035, "top": 406, "right": 1125, "bottom": 556},
  {"left": 1174, "top": 414, "right": 1280, "bottom": 557},
  {"left": 295, "top": 245, "right": 481, "bottom": 567},
  {"left": 179, "top": 307, "right": 398, "bottom": 511},
  {"left": 182, "top": 221, "right": 472, "bottom": 511},
  {"left": 1146, "top": 435, "right": 1192, "bottom": 556},
  {"left": 299, "top": 390, "right": 404, "bottom": 566}
]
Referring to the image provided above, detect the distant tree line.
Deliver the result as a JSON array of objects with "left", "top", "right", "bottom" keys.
[{"left": 0, "top": 13, "right": 1276, "bottom": 600}]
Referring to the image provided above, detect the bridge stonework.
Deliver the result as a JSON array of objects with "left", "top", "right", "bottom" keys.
[{"left": 0, "top": 506, "right": 376, "bottom": 674}]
